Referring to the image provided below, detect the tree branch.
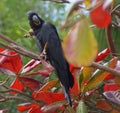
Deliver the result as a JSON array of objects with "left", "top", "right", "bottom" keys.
[
  {"left": 0, "top": 33, "right": 120, "bottom": 77},
  {"left": 0, "top": 33, "right": 40, "bottom": 60},
  {"left": 105, "top": 24, "right": 117, "bottom": 57},
  {"left": 91, "top": 62, "right": 120, "bottom": 77},
  {"left": 2, "top": 85, "right": 32, "bottom": 99},
  {"left": 0, "top": 94, "right": 28, "bottom": 102}
]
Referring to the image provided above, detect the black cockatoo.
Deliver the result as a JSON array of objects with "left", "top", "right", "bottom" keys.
[{"left": 28, "top": 11, "right": 74, "bottom": 106}]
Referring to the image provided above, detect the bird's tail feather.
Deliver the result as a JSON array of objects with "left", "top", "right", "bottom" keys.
[
  {"left": 62, "top": 85, "right": 72, "bottom": 106},
  {"left": 68, "top": 71, "right": 74, "bottom": 88}
]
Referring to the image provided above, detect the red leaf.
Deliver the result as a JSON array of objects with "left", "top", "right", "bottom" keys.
[
  {"left": 33, "top": 91, "right": 65, "bottom": 104},
  {"left": 20, "top": 77, "right": 42, "bottom": 91},
  {"left": 18, "top": 103, "right": 43, "bottom": 113},
  {"left": 0, "top": 49, "right": 22, "bottom": 74},
  {"left": 104, "top": 60, "right": 120, "bottom": 81},
  {"left": 69, "top": 64, "right": 80, "bottom": 72},
  {"left": 90, "top": 4, "right": 111, "bottom": 28},
  {"left": 10, "top": 51, "right": 23, "bottom": 74},
  {"left": 70, "top": 73, "right": 79, "bottom": 96},
  {"left": 28, "top": 104, "right": 43, "bottom": 113},
  {"left": 95, "top": 48, "right": 110, "bottom": 62},
  {"left": 22, "top": 59, "right": 41, "bottom": 73},
  {"left": 0, "top": 49, "right": 9, "bottom": 65},
  {"left": 0, "top": 48, "right": 4, "bottom": 52},
  {"left": 10, "top": 77, "right": 24, "bottom": 94},
  {"left": 42, "top": 101, "right": 66, "bottom": 113},
  {"left": 104, "top": 83, "right": 120, "bottom": 91},
  {"left": 37, "top": 70, "right": 50, "bottom": 77},
  {"left": 24, "top": 69, "right": 50, "bottom": 77},
  {"left": 104, "top": 73, "right": 115, "bottom": 81},
  {"left": 17, "top": 103, "right": 33, "bottom": 112}
]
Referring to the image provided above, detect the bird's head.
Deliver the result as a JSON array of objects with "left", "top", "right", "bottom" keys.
[{"left": 28, "top": 11, "right": 44, "bottom": 30}]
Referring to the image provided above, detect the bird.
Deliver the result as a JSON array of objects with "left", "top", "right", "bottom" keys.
[{"left": 28, "top": 11, "right": 74, "bottom": 106}]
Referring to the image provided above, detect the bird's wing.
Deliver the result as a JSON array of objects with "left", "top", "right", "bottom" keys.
[{"left": 47, "top": 25, "right": 67, "bottom": 70}]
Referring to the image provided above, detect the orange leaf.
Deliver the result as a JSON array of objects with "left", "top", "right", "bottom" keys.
[
  {"left": 10, "top": 77, "right": 24, "bottom": 94},
  {"left": 39, "top": 79, "right": 58, "bottom": 91},
  {"left": 96, "top": 99, "right": 112, "bottom": 111},
  {"left": 33, "top": 91, "right": 65, "bottom": 104},
  {"left": 90, "top": 4, "right": 111, "bottom": 28},
  {"left": 84, "top": 57, "right": 118, "bottom": 91},
  {"left": 82, "top": 67, "right": 94, "bottom": 81}
]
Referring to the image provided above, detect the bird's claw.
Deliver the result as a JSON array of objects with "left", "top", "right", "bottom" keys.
[
  {"left": 40, "top": 51, "right": 47, "bottom": 60},
  {"left": 40, "top": 42, "right": 48, "bottom": 60}
]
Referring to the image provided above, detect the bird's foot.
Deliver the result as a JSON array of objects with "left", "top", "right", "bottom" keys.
[
  {"left": 40, "top": 51, "right": 47, "bottom": 60},
  {"left": 40, "top": 42, "right": 48, "bottom": 60}
]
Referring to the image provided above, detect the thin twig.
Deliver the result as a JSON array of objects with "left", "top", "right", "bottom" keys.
[
  {"left": 111, "top": 4, "right": 120, "bottom": 14},
  {"left": 91, "top": 62, "right": 120, "bottom": 77},
  {"left": 2, "top": 85, "right": 33, "bottom": 99},
  {"left": 112, "top": 21, "right": 120, "bottom": 29},
  {"left": 42, "top": 0, "right": 70, "bottom": 4},
  {"left": 0, "top": 33, "right": 18, "bottom": 45},
  {"left": 0, "top": 52, "right": 19, "bottom": 57},
  {"left": 0, "top": 76, "right": 10, "bottom": 86},
  {"left": 0, "top": 41, "right": 40, "bottom": 60},
  {"left": 0, "top": 94, "right": 28, "bottom": 102}
]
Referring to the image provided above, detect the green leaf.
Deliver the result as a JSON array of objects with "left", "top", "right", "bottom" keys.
[
  {"left": 76, "top": 100, "right": 88, "bottom": 113},
  {"left": 84, "top": 57, "right": 118, "bottom": 91},
  {"left": 63, "top": 16, "right": 98, "bottom": 67}
]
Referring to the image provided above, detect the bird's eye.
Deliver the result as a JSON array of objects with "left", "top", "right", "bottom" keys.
[{"left": 32, "top": 15, "right": 40, "bottom": 25}]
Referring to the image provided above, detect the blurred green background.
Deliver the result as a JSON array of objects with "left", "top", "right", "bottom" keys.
[{"left": 0, "top": 0, "right": 120, "bottom": 112}]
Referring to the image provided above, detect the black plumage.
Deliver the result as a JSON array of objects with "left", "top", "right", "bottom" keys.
[{"left": 28, "top": 11, "right": 74, "bottom": 106}]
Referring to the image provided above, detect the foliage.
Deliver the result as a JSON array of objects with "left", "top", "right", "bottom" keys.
[{"left": 0, "top": 0, "right": 120, "bottom": 113}]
